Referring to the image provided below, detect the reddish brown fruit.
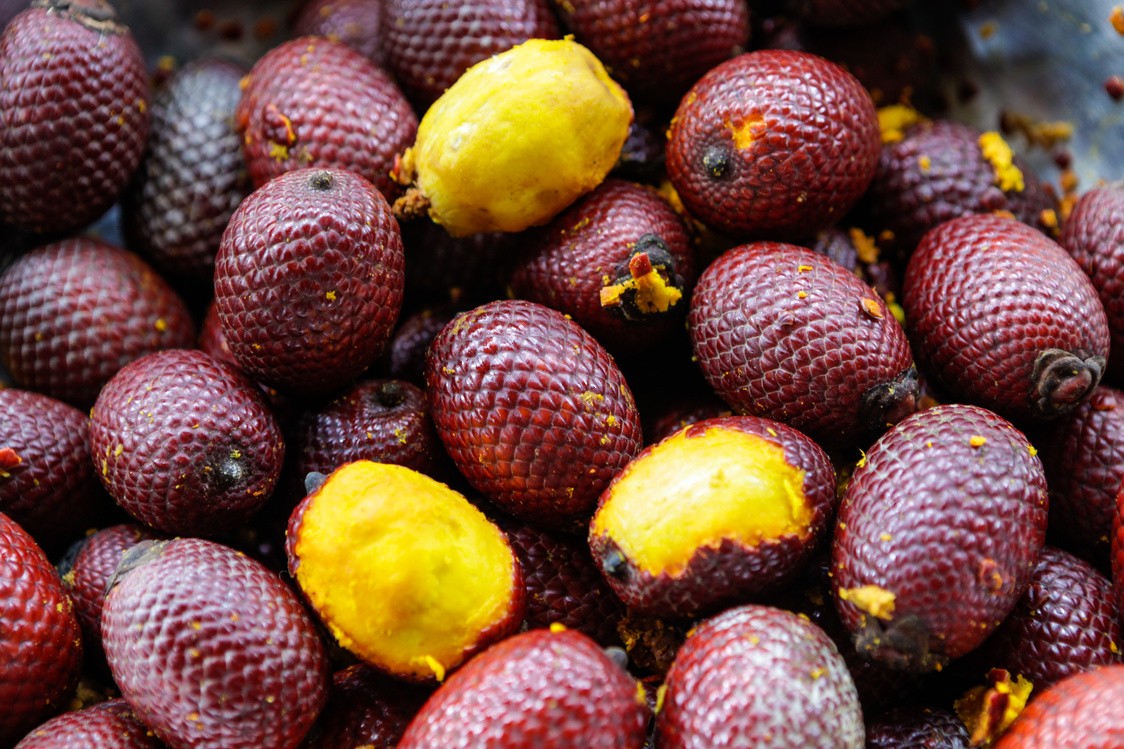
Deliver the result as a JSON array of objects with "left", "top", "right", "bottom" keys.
[
  {"left": 0, "top": 237, "right": 197, "bottom": 409},
  {"left": 864, "top": 706, "right": 971, "bottom": 749},
  {"left": 292, "top": 0, "right": 388, "bottom": 67},
  {"left": 101, "top": 537, "right": 330, "bottom": 749},
  {"left": 236, "top": 36, "right": 417, "bottom": 200},
  {"left": 0, "top": 511, "right": 83, "bottom": 747},
  {"left": 666, "top": 49, "right": 880, "bottom": 241},
  {"left": 655, "top": 604, "right": 864, "bottom": 749},
  {"left": 425, "top": 299, "right": 644, "bottom": 530},
  {"left": 379, "top": 307, "right": 457, "bottom": 385},
  {"left": 832, "top": 404, "right": 1049, "bottom": 672},
  {"left": 301, "top": 664, "right": 429, "bottom": 749},
  {"left": 397, "top": 628, "right": 648, "bottom": 749},
  {"left": 13, "top": 698, "right": 165, "bottom": 749},
  {"left": 903, "top": 213, "right": 1109, "bottom": 424},
  {"left": 1115, "top": 479, "right": 1124, "bottom": 623},
  {"left": 213, "top": 168, "right": 405, "bottom": 395},
  {"left": 196, "top": 299, "right": 239, "bottom": 369},
  {"left": 808, "top": 225, "right": 902, "bottom": 310},
  {"left": 688, "top": 241, "right": 918, "bottom": 447},
  {"left": 0, "top": 0, "right": 150, "bottom": 234},
  {"left": 993, "top": 665, "right": 1124, "bottom": 749}
]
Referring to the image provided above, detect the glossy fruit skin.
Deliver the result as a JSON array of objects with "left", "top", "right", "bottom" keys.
[
  {"left": 301, "top": 664, "right": 430, "bottom": 749},
  {"left": 688, "top": 241, "right": 917, "bottom": 447},
  {"left": 1058, "top": 181, "right": 1124, "bottom": 383},
  {"left": 13, "top": 698, "right": 165, "bottom": 749},
  {"left": 0, "top": 237, "right": 197, "bottom": 409},
  {"left": 864, "top": 706, "right": 971, "bottom": 749},
  {"left": 396, "top": 628, "right": 648, "bottom": 749},
  {"left": 0, "top": 511, "right": 83, "bottom": 747},
  {"left": 509, "top": 178, "right": 695, "bottom": 354},
  {"left": 552, "top": 0, "right": 749, "bottom": 105},
  {"left": 832, "top": 404, "right": 1049, "bottom": 671},
  {"left": 666, "top": 49, "right": 879, "bottom": 241},
  {"left": 903, "top": 213, "right": 1110, "bottom": 424},
  {"left": 236, "top": 37, "right": 417, "bottom": 201},
  {"left": 89, "top": 349, "right": 285, "bottom": 536},
  {"left": 101, "top": 537, "right": 330, "bottom": 749},
  {"left": 292, "top": 0, "right": 388, "bottom": 67},
  {"left": 0, "top": 1, "right": 150, "bottom": 234},
  {"left": 214, "top": 167, "right": 405, "bottom": 396},
  {"left": 655, "top": 604, "right": 863, "bottom": 749},
  {"left": 121, "top": 57, "right": 250, "bottom": 286},
  {"left": 993, "top": 664, "right": 1124, "bottom": 749}
]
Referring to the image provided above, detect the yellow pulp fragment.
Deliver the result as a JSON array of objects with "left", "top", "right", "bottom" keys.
[
  {"left": 396, "top": 38, "right": 633, "bottom": 237},
  {"left": 838, "top": 584, "right": 896, "bottom": 620},
  {"left": 590, "top": 425, "right": 812, "bottom": 577},
  {"left": 978, "top": 132, "right": 1025, "bottom": 192},
  {"left": 599, "top": 269, "right": 682, "bottom": 314},
  {"left": 878, "top": 104, "right": 925, "bottom": 144},
  {"left": 291, "top": 461, "right": 518, "bottom": 680}
]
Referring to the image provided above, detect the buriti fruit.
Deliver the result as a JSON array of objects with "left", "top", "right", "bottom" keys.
[{"left": 13, "top": 698, "right": 165, "bottom": 749}]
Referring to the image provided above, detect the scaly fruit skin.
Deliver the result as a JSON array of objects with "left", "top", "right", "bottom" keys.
[
  {"left": 0, "top": 237, "right": 197, "bottom": 409},
  {"left": 214, "top": 168, "right": 405, "bottom": 396},
  {"left": 864, "top": 706, "right": 971, "bottom": 749},
  {"left": 688, "top": 241, "right": 917, "bottom": 447},
  {"left": 666, "top": 49, "right": 879, "bottom": 241},
  {"left": 904, "top": 213, "right": 1109, "bottom": 424},
  {"left": 89, "top": 349, "right": 285, "bottom": 537},
  {"left": 425, "top": 299, "right": 644, "bottom": 530},
  {"left": 122, "top": 57, "right": 250, "bottom": 285},
  {"left": 101, "top": 537, "right": 330, "bottom": 749},
  {"left": 397, "top": 628, "right": 648, "bottom": 749},
  {"left": 13, "top": 698, "right": 165, "bottom": 749},
  {"left": 0, "top": 0, "right": 150, "bottom": 234},
  {"left": 380, "top": 308, "right": 457, "bottom": 385},
  {"left": 292, "top": 0, "right": 388, "bottom": 67},
  {"left": 0, "top": 511, "right": 83, "bottom": 747},
  {"left": 236, "top": 37, "right": 417, "bottom": 201},
  {"left": 832, "top": 404, "right": 1049, "bottom": 672},
  {"left": 1115, "top": 480, "right": 1124, "bottom": 623},
  {"left": 301, "top": 664, "right": 429, "bottom": 749},
  {"left": 384, "top": 0, "right": 560, "bottom": 109},
  {"left": 1058, "top": 181, "right": 1124, "bottom": 383},
  {"left": 655, "top": 604, "right": 864, "bottom": 749},
  {"left": 993, "top": 664, "right": 1124, "bottom": 749}
]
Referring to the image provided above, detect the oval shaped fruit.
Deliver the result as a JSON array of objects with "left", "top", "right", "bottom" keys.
[
  {"left": 13, "top": 698, "right": 165, "bottom": 749},
  {"left": 292, "top": 0, "right": 387, "bottom": 66},
  {"left": 993, "top": 664, "right": 1124, "bottom": 749},
  {"left": 589, "top": 415, "right": 837, "bottom": 620},
  {"left": 864, "top": 706, "right": 971, "bottom": 749},
  {"left": 655, "top": 604, "right": 864, "bottom": 749},
  {"left": 393, "top": 38, "right": 633, "bottom": 237},
  {"left": 101, "top": 537, "right": 330, "bottom": 749},
  {"left": 903, "top": 212, "right": 1109, "bottom": 424},
  {"left": 396, "top": 627, "right": 648, "bottom": 749},
  {"left": 301, "top": 664, "right": 429, "bottom": 749},
  {"left": 425, "top": 299, "right": 644, "bottom": 529},
  {"left": 688, "top": 241, "right": 917, "bottom": 447},
  {"left": 286, "top": 461, "right": 525, "bottom": 683},
  {"left": 832, "top": 404, "right": 1049, "bottom": 672}
]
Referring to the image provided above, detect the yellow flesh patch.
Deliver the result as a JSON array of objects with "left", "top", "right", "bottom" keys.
[
  {"left": 590, "top": 426, "right": 812, "bottom": 577},
  {"left": 292, "top": 461, "right": 516, "bottom": 680},
  {"left": 978, "top": 131, "right": 1025, "bottom": 192},
  {"left": 726, "top": 113, "right": 765, "bottom": 150},
  {"left": 877, "top": 104, "right": 924, "bottom": 144},
  {"left": 599, "top": 269, "right": 682, "bottom": 313},
  {"left": 838, "top": 584, "right": 896, "bottom": 620}
]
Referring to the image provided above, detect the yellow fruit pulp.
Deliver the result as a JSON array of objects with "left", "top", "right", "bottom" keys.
[
  {"left": 396, "top": 37, "right": 633, "bottom": 237},
  {"left": 590, "top": 425, "right": 813, "bottom": 577},
  {"left": 291, "top": 461, "right": 518, "bottom": 681}
]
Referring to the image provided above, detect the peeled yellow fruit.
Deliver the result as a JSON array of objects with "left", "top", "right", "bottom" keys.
[{"left": 393, "top": 38, "right": 633, "bottom": 237}]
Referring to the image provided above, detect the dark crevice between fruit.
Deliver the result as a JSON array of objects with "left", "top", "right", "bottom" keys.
[
  {"left": 600, "top": 234, "right": 687, "bottom": 322},
  {"left": 1032, "top": 348, "right": 1106, "bottom": 418},
  {"left": 859, "top": 365, "right": 920, "bottom": 432},
  {"left": 104, "top": 539, "right": 168, "bottom": 596},
  {"left": 702, "top": 145, "right": 732, "bottom": 180},
  {"left": 853, "top": 612, "right": 949, "bottom": 673},
  {"left": 34, "top": 0, "right": 125, "bottom": 33}
]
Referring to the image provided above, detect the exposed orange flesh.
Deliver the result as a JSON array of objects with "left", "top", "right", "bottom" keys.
[
  {"left": 291, "top": 461, "right": 518, "bottom": 681},
  {"left": 590, "top": 426, "right": 812, "bottom": 577}
]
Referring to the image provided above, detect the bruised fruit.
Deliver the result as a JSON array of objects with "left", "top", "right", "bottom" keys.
[
  {"left": 655, "top": 604, "right": 864, "bottom": 749},
  {"left": 832, "top": 404, "right": 1048, "bottom": 672},
  {"left": 286, "top": 461, "right": 525, "bottom": 683},
  {"left": 301, "top": 664, "right": 430, "bottom": 749},
  {"left": 903, "top": 212, "right": 1109, "bottom": 424},
  {"left": 425, "top": 299, "right": 644, "bottom": 529},
  {"left": 993, "top": 664, "right": 1124, "bottom": 749},
  {"left": 13, "top": 698, "right": 165, "bottom": 749},
  {"left": 393, "top": 38, "right": 633, "bottom": 237},
  {"left": 396, "top": 627, "right": 648, "bottom": 749},
  {"left": 101, "top": 537, "right": 330, "bottom": 749},
  {"left": 589, "top": 415, "right": 837, "bottom": 620}
]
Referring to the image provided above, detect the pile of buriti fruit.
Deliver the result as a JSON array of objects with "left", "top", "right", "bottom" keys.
[{"left": 3, "top": 0, "right": 1124, "bottom": 746}]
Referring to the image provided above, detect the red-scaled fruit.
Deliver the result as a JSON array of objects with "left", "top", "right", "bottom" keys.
[
  {"left": 0, "top": 237, "right": 197, "bottom": 409},
  {"left": 589, "top": 415, "right": 837, "bottom": 620},
  {"left": 655, "top": 604, "right": 864, "bottom": 749},
  {"left": 396, "top": 627, "right": 649, "bottom": 749},
  {"left": 13, "top": 698, "right": 165, "bottom": 749},
  {"left": 666, "top": 49, "right": 880, "bottom": 241},
  {"left": 101, "top": 537, "right": 330, "bottom": 749},
  {"left": 688, "top": 241, "right": 918, "bottom": 447},
  {"left": 832, "top": 404, "right": 1049, "bottom": 672},
  {"left": 213, "top": 168, "right": 405, "bottom": 396},
  {"left": 903, "top": 212, "right": 1109, "bottom": 424},
  {"left": 292, "top": 0, "right": 388, "bottom": 67},
  {"left": 379, "top": 307, "right": 457, "bottom": 385},
  {"left": 425, "top": 299, "right": 644, "bottom": 530},
  {"left": 0, "top": 511, "right": 83, "bottom": 747},
  {"left": 0, "top": 0, "right": 150, "bottom": 234},
  {"left": 301, "top": 664, "right": 430, "bottom": 749},
  {"left": 993, "top": 664, "right": 1124, "bottom": 749},
  {"left": 864, "top": 706, "right": 971, "bottom": 749},
  {"left": 89, "top": 349, "right": 285, "bottom": 536}
]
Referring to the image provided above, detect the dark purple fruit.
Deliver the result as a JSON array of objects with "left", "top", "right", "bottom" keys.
[
  {"left": 292, "top": 0, "right": 388, "bottom": 67},
  {"left": 865, "top": 706, "right": 970, "bottom": 749},
  {"left": 301, "top": 664, "right": 429, "bottom": 749}
]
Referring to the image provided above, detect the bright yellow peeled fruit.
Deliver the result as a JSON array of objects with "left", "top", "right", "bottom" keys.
[{"left": 393, "top": 37, "right": 633, "bottom": 237}]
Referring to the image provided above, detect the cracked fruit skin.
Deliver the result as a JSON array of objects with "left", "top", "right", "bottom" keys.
[
  {"left": 286, "top": 461, "right": 525, "bottom": 683},
  {"left": 831, "top": 404, "right": 1048, "bottom": 672},
  {"left": 395, "top": 38, "right": 632, "bottom": 237},
  {"left": 993, "top": 664, "right": 1124, "bottom": 749},
  {"left": 589, "top": 415, "right": 837, "bottom": 621}
]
